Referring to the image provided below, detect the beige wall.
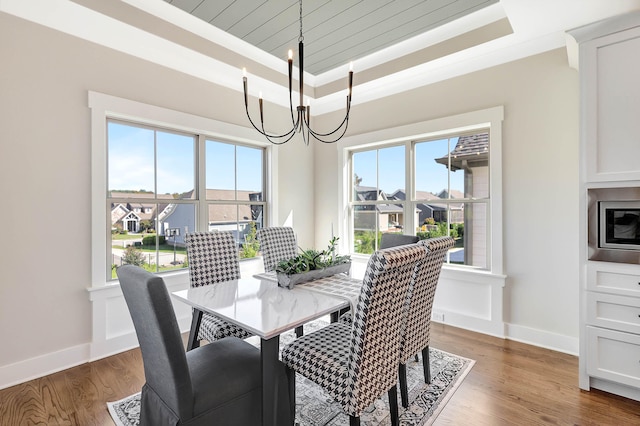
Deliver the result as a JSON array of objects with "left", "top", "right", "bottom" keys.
[
  {"left": 314, "top": 48, "right": 580, "bottom": 339},
  {"left": 1, "top": 7, "right": 580, "bottom": 382},
  {"left": 0, "top": 12, "right": 314, "bottom": 368}
]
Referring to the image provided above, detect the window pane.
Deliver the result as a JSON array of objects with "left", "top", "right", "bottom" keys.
[
  {"left": 237, "top": 145, "right": 263, "bottom": 198},
  {"left": 110, "top": 203, "right": 194, "bottom": 278},
  {"left": 378, "top": 145, "right": 405, "bottom": 195},
  {"left": 108, "top": 122, "right": 155, "bottom": 194},
  {"left": 415, "top": 138, "right": 450, "bottom": 199},
  {"left": 157, "top": 131, "right": 195, "bottom": 199},
  {"left": 459, "top": 202, "right": 488, "bottom": 269},
  {"left": 159, "top": 203, "right": 194, "bottom": 272},
  {"left": 353, "top": 206, "right": 378, "bottom": 254},
  {"left": 208, "top": 203, "right": 239, "bottom": 238},
  {"left": 353, "top": 150, "right": 376, "bottom": 201},
  {"left": 206, "top": 140, "right": 235, "bottom": 200}
]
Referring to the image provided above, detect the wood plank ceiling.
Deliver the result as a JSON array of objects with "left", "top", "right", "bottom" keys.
[{"left": 163, "top": 0, "right": 499, "bottom": 76}]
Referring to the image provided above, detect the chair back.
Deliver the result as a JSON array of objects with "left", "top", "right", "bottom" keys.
[
  {"left": 256, "top": 226, "right": 298, "bottom": 272},
  {"left": 379, "top": 233, "right": 420, "bottom": 249},
  {"left": 117, "top": 265, "right": 193, "bottom": 420},
  {"left": 185, "top": 231, "right": 240, "bottom": 287},
  {"left": 346, "top": 244, "right": 426, "bottom": 414},
  {"left": 399, "top": 236, "right": 455, "bottom": 363}
]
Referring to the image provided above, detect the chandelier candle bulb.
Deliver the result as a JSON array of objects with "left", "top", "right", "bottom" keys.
[{"left": 242, "top": 68, "right": 248, "bottom": 107}]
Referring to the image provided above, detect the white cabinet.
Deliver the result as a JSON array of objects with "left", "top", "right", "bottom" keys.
[
  {"left": 573, "top": 11, "right": 640, "bottom": 401},
  {"left": 583, "top": 262, "right": 640, "bottom": 400},
  {"left": 575, "top": 15, "right": 640, "bottom": 182}
]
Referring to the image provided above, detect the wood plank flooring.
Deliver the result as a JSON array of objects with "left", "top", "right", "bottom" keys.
[{"left": 1, "top": 324, "right": 639, "bottom": 425}]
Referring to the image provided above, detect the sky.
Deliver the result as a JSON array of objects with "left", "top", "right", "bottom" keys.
[
  {"left": 108, "top": 122, "right": 262, "bottom": 194},
  {"left": 354, "top": 138, "right": 464, "bottom": 195},
  {"left": 109, "top": 121, "right": 463, "bottom": 196}
]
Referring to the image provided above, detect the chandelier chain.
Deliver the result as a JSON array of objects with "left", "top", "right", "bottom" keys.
[{"left": 298, "top": 0, "right": 304, "bottom": 42}]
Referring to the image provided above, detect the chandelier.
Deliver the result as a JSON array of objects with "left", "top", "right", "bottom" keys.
[{"left": 242, "top": 0, "right": 353, "bottom": 145}]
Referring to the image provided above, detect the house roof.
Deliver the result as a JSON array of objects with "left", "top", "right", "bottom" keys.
[{"left": 435, "top": 132, "right": 489, "bottom": 171}]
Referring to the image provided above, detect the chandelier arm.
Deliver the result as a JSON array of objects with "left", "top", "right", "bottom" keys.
[
  {"left": 308, "top": 118, "right": 349, "bottom": 144},
  {"left": 303, "top": 97, "right": 351, "bottom": 139},
  {"left": 244, "top": 103, "right": 298, "bottom": 141}
]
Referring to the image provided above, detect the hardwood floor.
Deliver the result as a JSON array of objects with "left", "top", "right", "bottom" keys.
[{"left": 1, "top": 324, "right": 639, "bottom": 425}]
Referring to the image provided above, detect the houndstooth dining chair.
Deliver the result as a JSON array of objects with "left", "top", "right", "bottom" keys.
[
  {"left": 281, "top": 244, "right": 427, "bottom": 426},
  {"left": 255, "top": 226, "right": 298, "bottom": 272},
  {"left": 398, "top": 236, "right": 454, "bottom": 407},
  {"left": 184, "top": 231, "right": 253, "bottom": 351}
]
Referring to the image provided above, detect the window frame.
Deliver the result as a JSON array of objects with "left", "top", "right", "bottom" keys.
[
  {"left": 337, "top": 106, "right": 504, "bottom": 275},
  {"left": 89, "top": 91, "right": 276, "bottom": 287}
]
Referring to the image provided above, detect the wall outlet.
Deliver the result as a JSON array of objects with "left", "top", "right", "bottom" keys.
[{"left": 432, "top": 311, "right": 445, "bottom": 322}]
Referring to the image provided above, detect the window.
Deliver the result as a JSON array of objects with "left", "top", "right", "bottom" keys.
[
  {"left": 341, "top": 107, "right": 503, "bottom": 274},
  {"left": 205, "top": 140, "right": 265, "bottom": 246},
  {"left": 95, "top": 99, "right": 269, "bottom": 283},
  {"left": 106, "top": 122, "right": 266, "bottom": 280},
  {"left": 414, "top": 133, "right": 489, "bottom": 269},
  {"left": 351, "top": 145, "right": 406, "bottom": 253}
]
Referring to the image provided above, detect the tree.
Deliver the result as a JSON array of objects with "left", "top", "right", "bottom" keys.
[
  {"left": 354, "top": 173, "right": 362, "bottom": 186},
  {"left": 240, "top": 221, "right": 260, "bottom": 259},
  {"left": 121, "top": 246, "right": 145, "bottom": 267}
]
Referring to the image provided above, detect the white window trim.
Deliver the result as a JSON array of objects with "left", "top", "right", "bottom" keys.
[
  {"left": 337, "top": 106, "right": 504, "bottom": 276},
  {"left": 88, "top": 91, "right": 277, "bottom": 288}
]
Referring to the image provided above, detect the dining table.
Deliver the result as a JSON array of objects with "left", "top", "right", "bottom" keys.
[{"left": 171, "top": 274, "right": 359, "bottom": 426}]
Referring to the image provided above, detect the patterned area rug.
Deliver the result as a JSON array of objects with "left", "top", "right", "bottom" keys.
[{"left": 108, "top": 321, "right": 474, "bottom": 426}]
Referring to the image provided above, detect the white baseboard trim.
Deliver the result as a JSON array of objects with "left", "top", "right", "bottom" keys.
[
  {"left": 0, "top": 343, "right": 90, "bottom": 391},
  {"left": 506, "top": 322, "right": 579, "bottom": 355}
]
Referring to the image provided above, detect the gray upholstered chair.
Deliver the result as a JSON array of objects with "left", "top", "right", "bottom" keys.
[
  {"left": 398, "top": 236, "right": 454, "bottom": 408},
  {"left": 281, "top": 244, "right": 427, "bottom": 426},
  {"left": 380, "top": 233, "right": 419, "bottom": 249},
  {"left": 256, "top": 226, "right": 298, "bottom": 272},
  {"left": 185, "top": 231, "right": 252, "bottom": 350},
  {"left": 116, "top": 264, "right": 293, "bottom": 426}
]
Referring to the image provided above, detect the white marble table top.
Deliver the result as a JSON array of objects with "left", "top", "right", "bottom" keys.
[
  {"left": 254, "top": 271, "right": 362, "bottom": 312},
  {"left": 172, "top": 277, "right": 348, "bottom": 339}
]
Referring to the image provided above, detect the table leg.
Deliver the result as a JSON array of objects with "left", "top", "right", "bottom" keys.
[
  {"left": 261, "top": 335, "right": 280, "bottom": 426},
  {"left": 186, "top": 309, "right": 203, "bottom": 351}
]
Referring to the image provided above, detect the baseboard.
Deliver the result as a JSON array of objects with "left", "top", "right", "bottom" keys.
[
  {"left": 506, "top": 322, "right": 579, "bottom": 355},
  {"left": 0, "top": 343, "right": 90, "bottom": 391}
]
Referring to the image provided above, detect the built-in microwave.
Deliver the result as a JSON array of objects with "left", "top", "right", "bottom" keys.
[{"left": 599, "top": 200, "right": 640, "bottom": 251}]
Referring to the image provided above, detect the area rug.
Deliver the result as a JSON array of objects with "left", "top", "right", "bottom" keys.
[{"left": 108, "top": 321, "right": 474, "bottom": 426}]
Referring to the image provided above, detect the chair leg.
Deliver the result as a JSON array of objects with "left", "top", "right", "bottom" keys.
[
  {"left": 285, "top": 366, "right": 296, "bottom": 421},
  {"left": 295, "top": 325, "right": 304, "bottom": 337},
  {"left": 422, "top": 346, "right": 431, "bottom": 384},
  {"left": 186, "top": 309, "right": 203, "bottom": 351},
  {"left": 349, "top": 416, "right": 361, "bottom": 426},
  {"left": 388, "top": 385, "right": 400, "bottom": 426},
  {"left": 399, "top": 363, "right": 409, "bottom": 408}
]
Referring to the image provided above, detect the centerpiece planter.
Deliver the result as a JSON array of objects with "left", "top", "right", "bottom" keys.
[
  {"left": 277, "top": 262, "right": 351, "bottom": 289},
  {"left": 275, "top": 237, "right": 351, "bottom": 290}
]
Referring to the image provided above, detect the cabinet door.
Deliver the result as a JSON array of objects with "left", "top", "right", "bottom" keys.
[
  {"left": 583, "top": 26, "right": 640, "bottom": 182},
  {"left": 586, "top": 326, "right": 640, "bottom": 388}
]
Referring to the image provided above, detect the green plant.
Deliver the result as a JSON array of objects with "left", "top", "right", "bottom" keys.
[
  {"left": 276, "top": 237, "right": 350, "bottom": 275},
  {"left": 142, "top": 234, "right": 166, "bottom": 246},
  {"left": 240, "top": 221, "right": 260, "bottom": 259},
  {"left": 121, "top": 245, "right": 146, "bottom": 267}
]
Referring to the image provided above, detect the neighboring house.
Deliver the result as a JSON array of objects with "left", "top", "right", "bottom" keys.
[
  {"left": 353, "top": 185, "right": 408, "bottom": 232},
  {"left": 355, "top": 133, "right": 487, "bottom": 242},
  {"left": 111, "top": 189, "right": 263, "bottom": 246}
]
